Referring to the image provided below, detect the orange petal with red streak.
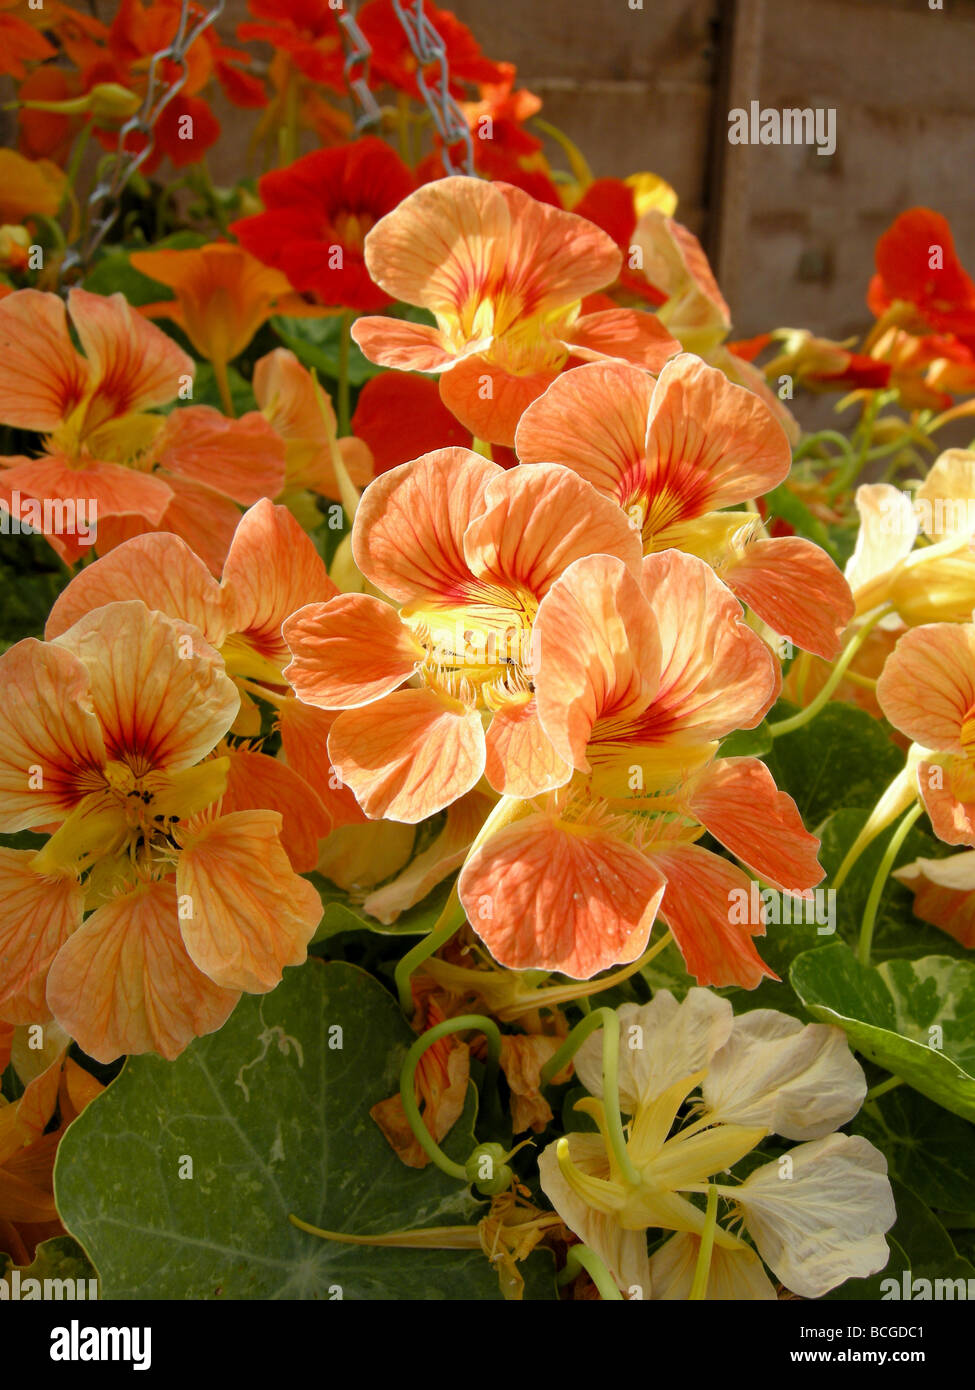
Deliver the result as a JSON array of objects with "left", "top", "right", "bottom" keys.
[
  {"left": 458, "top": 810, "right": 667, "bottom": 977},
  {"left": 328, "top": 688, "right": 485, "bottom": 822},
  {"left": 0, "top": 850, "right": 83, "bottom": 1023},
  {"left": 686, "top": 756, "right": 824, "bottom": 893},
  {"left": 352, "top": 446, "right": 500, "bottom": 603},
  {"left": 68, "top": 288, "right": 193, "bottom": 422},
  {"left": 0, "top": 640, "right": 106, "bottom": 831},
  {"left": 284, "top": 594, "right": 420, "bottom": 708},
  {"left": 463, "top": 461, "right": 643, "bottom": 596},
  {"left": 0, "top": 290, "right": 88, "bottom": 430},
  {"left": 351, "top": 316, "right": 459, "bottom": 371},
  {"left": 52, "top": 601, "right": 239, "bottom": 773},
  {"left": 158, "top": 407, "right": 286, "bottom": 504},
  {"left": 650, "top": 843, "right": 776, "bottom": 989},
  {"left": 515, "top": 360, "right": 654, "bottom": 503},
  {"left": 534, "top": 554, "right": 661, "bottom": 769},
  {"left": 565, "top": 308, "right": 679, "bottom": 370},
  {"left": 725, "top": 535, "right": 854, "bottom": 659},
  {"left": 176, "top": 810, "right": 321, "bottom": 993},
  {"left": 45, "top": 879, "right": 240, "bottom": 1063},
  {"left": 484, "top": 697, "right": 572, "bottom": 798}
]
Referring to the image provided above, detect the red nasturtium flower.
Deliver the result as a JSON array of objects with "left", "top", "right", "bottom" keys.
[
  {"left": 358, "top": 0, "right": 508, "bottom": 100},
  {"left": 868, "top": 207, "right": 975, "bottom": 352},
  {"left": 0, "top": 0, "right": 55, "bottom": 79},
  {"left": 282, "top": 447, "right": 643, "bottom": 822},
  {"left": 351, "top": 372, "right": 516, "bottom": 473},
  {"left": 236, "top": 0, "right": 345, "bottom": 90},
  {"left": 352, "top": 176, "right": 681, "bottom": 446},
  {"left": 0, "top": 288, "right": 286, "bottom": 571},
  {"left": 516, "top": 355, "right": 854, "bottom": 658},
  {"left": 0, "top": 599, "right": 322, "bottom": 1063},
  {"left": 230, "top": 138, "right": 415, "bottom": 311},
  {"left": 458, "top": 551, "right": 823, "bottom": 984}
]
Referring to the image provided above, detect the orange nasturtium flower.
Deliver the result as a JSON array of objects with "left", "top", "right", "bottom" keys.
[
  {"left": 877, "top": 622, "right": 975, "bottom": 848},
  {"left": 128, "top": 243, "right": 324, "bottom": 413},
  {"left": 0, "top": 288, "right": 286, "bottom": 571},
  {"left": 282, "top": 447, "right": 643, "bottom": 822},
  {"left": 457, "top": 551, "right": 823, "bottom": 983},
  {"left": 516, "top": 354, "right": 854, "bottom": 658},
  {"left": 351, "top": 176, "right": 681, "bottom": 446},
  {"left": 0, "top": 600, "right": 322, "bottom": 1063},
  {"left": 42, "top": 500, "right": 352, "bottom": 861}
]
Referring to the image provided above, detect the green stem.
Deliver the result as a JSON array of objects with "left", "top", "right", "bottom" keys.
[
  {"left": 213, "top": 357, "right": 236, "bottom": 417},
  {"left": 769, "top": 604, "right": 892, "bottom": 738},
  {"left": 556, "top": 1244, "right": 624, "bottom": 1300},
  {"left": 394, "top": 885, "right": 466, "bottom": 1015},
  {"left": 399, "top": 1014, "right": 503, "bottom": 1181},
  {"left": 866, "top": 1075, "right": 904, "bottom": 1102},
  {"left": 539, "top": 1007, "right": 639, "bottom": 1187},
  {"left": 858, "top": 803, "right": 923, "bottom": 965},
  {"left": 688, "top": 1184, "right": 719, "bottom": 1300},
  {"left": 337, "top": 309, "right": 353, "bottom": 436}
]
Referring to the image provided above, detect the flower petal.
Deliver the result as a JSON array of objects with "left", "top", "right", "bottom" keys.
[
  {"left": 177, "top": 810, "right": 321, "bottom": 993},
  {"left": 686, "top": 756, "right": 824, "bottom": 894},
  {"left": 534, "top": 554, "right": 662, "bottom": 770},
  {"left": 459, "top": 810, "right": 667, "bottom": 977},
  {"left": 351, "top": 316, "right": 458, "bottom": 372},
  {"left": 68, "top": 288, "right": 193, "bottom": 420},
  {"left": 515, "top": 360, "right": 654, "bottom": 504},
  {"left": 725, "top": 535, "right": 854, "bottom": 659},
  {"left": 44, "top": 532, "right": 226, "bottom": 645},
  {"left": 275, "top": 698, "right": 367, "bottom": 829},
  {"left": 484, "top": 697, "right": 572, "bottom": 798},
  {"left": 895, "top": 852, "right": 975, "bottom": 947},
  {"left": 648, "top": 1232, "right": 777, "bottom": 1300},
  {"left": 438, "top": 355, "right": 557, "bottom": 448},
  {"left": 564, "top": 308, "right": 679, "bottom": 371},
  {"left": 729, "top": 1133, "right": 895, "bottom": 1299},
  {"left": 221, "top": 746, "right": 330, "bottom": 873},
  {"left": 703, "top": 1011, "right": 866, "bottom": 1139},
  {"left": 363, "top": 790, "right": 493, "bottom": 924},
  {"left": 158, "top": 407, "right": 286, "bottom": 504},
  {"left": 0, "top": 290, "right": 88, "bottom": 430},
  {"left": 877, "top": 622, "right": 975, "bottom": 752},
  {"left": 45, "top": 880, "right": 241, "bottom": 1063},
  {"left": 352, "top": 446, "right": 500, "bottom": 603},
  {"left": 52, "top": 601, "right": 239, "bottom": 774},
  {"left": 284, "top": 594, "right": 421, "bottom": 708},
  {"left": 649, "top": 843, "right": 776, "bottom": 989},
  {"left": 327, "top": 688, "right": 486, "bottom": 822},
  {"left": 575, "top": 988, "right": 733, "bottom": 1113},
  {"left": 845, "top": 483, "right": 918, "bottom": 597},
  {"left": 221, "top": 499, "right": 337, "bottom": 673},
  {"left": 1, "top": 452, "right": 173, "bottom": 527},
  {"left": 0, "top": 638, "right": 106, "bottom": 830},
  {"left": 463, "top": 461, "right": 643, "bottom": 596},
  {"left": 0, "top": 850, "right": 83, "bottom": 1023}
]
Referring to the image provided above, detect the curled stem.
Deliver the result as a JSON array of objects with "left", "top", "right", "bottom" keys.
[{"left": 398, "top": 1014, "right": 503, "bottom": 1181}]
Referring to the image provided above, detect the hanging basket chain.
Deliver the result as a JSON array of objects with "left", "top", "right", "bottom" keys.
[{"left": 61, "top": 0, "right": 226, "bottom": 281}]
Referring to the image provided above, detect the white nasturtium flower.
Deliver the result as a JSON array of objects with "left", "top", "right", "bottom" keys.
[{"left": 538, "top": 988, "right": 895, "bottom": 1300}]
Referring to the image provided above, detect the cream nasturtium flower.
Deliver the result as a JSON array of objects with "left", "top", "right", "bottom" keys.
[{"left": 538, "top": 989, "right": 894, "bottom": 1300}]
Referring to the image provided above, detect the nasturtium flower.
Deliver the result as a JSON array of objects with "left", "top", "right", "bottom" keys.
[
  {"left": 351, "top": 372, "right": 516, "bottom": 474},
  {"left": 0, "top": 600, "right": 322, "bottom": 1062},
  {"left": 282, "top": 446, "right": 643, "bottom": 822},
  {"left": 516, "top": 354, "right": 854, "bottom": 658},
  {"left": 877, "top": 621, "right": 975, "bottom": 847},
  {"left": 458, "top": 550, "right": 823, "bottom": 983},
  {"left": 0, "top": 288, "right": 285, "bottom": 570},
  {"left": 572, "top": 175, "right": 676, "bottom": 306},
  {"left": 358, "top": 0, "right": 509, "bottom": 100},
  {"left": 230, "top": 138, "right": 415, "bottom": 311},
  {"left": 236, "top": 0, "right": 346, "bottom": 89},
  {"left": 43, "top": 500, "right": 343, "bottom": 864},
  {"left": 0, "top": 149, "right": 66, "bottom": 224},
  {"left": 539, "top": 990, "right": 893, "bottom": 1299},
  {"left": 351, "top": 176, "right": 681, "bottom": 446},
  {"left": 868, "top": 207, "right": 975, "bottom": 352}
]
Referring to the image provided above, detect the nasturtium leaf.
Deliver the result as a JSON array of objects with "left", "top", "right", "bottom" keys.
[
  {"left": 0, "top": 1236, "right": 99, "bottom": 1296},
  {"left": 765, "top": 703, "right": 903, "bottom": 830},
  {"left": 273, "top": 305, "right": 436, "bottom": 387},
  {"left": 54, "top": 960, "right": 557, "bottom": 1300},
  {"left": 818, "top": 808, "right": 965, "bottom": 963},
  {"left": 826, "top": 1180, "right": 975, "bottom": 1300},
  {"left": 851, "top": 1086, "right": 975, "bottom": 1215},
  {"left": 791, "top": 942, "right": 975, "bottom": 1122}
]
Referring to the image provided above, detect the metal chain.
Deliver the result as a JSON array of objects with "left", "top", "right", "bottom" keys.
[
  {"left": 340, "top": 0, "right": 475, "bottom": 175},
  {"left": 61, "top": 0, "right": 227, "bottom": 280}
]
